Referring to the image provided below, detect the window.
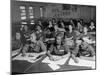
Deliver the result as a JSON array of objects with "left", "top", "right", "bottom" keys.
[
  {"left": 62, "top": 4, "right": 71, "bottom": 10},
  {"left": 21, "top": 21, "right": 27, "bottom": 25},
  {"left": 30, "top": 20, "right": 35, "bottom": 25},
  {"left": 29, "top": 6, "right": 34, "bottom": 19},
  {"left": 20, "top": 6, "right": 26, "bottom": 20},
  {"left": 40, "top": 7, "right": 43, "bottom": 17},
  {"left": 20, "top": 6, "right": 25, "bottom": 9},
  {"left": 29, "top": 6, "right": 35, "bottom": 25}
]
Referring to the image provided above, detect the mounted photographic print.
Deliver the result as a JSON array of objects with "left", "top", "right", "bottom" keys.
[{"left": 11, "top": 0, "right": 96, "bottom": 74}]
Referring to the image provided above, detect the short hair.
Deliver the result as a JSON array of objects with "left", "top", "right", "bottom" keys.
[
  {"left": 56, "top": 33, "right": 62, "bottom": 38},
  {"left": 90, "top": 20, "right": 95, "bottom": 26},
  {"left": 54, "top": 33, "right": 64, "bottom": 45},
  {"left": 83, "top": 25, "right": 88, "bottom": 31}
]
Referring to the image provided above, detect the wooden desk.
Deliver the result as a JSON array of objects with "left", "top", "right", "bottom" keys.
[{"left": 12, "top": 55, "right": 92, "bottom": 74}]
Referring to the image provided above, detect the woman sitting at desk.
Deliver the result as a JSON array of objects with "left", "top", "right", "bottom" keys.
[
  {"left": 89, "top": 20, "right": 96, "bottom": 32},
  {"left": 47, "top": 33, "right": 70, "bottom": 61},
  {"left": 44, "top": 20, "right": 55, "bottom": 42},
  {"left": 12, "top": 32, "right": 23, "bottom": 57},
  {"left": 77, "top": 26, "right": 95, "bottom": 57},
  {"left": 21, "top": 32, "right": 47, "bottom": 58},
  {"left": 64, "top": 24, "right": 79, "bottom": 63}
]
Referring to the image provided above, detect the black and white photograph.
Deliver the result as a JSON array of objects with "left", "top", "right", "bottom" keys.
[{"left": 11, "top": 0, "right": 96, "bottom": 74}]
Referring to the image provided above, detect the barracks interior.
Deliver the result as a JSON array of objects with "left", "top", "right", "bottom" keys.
[{"left": 11, "top": 0, "right": 96, "bottom": 74}]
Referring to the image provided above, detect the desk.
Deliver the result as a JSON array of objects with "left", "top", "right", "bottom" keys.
[{"left": 12, "top": 55, "right": 92, "bottom": 74}]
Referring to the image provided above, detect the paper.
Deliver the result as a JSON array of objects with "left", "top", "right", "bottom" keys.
[
  {"left": 59, "top": 50, "right": 64, "bottom": 52},
  {"left": 80, "top": 56, "right": 95, "bottom": 61},
  {"left": 12, "top": 50, "right": 20, "bottom": 57},
  {"left": 27, "top": 56, "right": 42, "bottom": 63},
  {"left": 48, "top": 63, "right": 60, "bottom": 71},
  {"left": 12, "top": 53, "right": 40, "bottom": 63},
  {"left": 69, "top": 58, "right": 95, "bottom": 69},
  {"left": 83, "top": 37, "right": 95, "bottom": 44},
  {"left": 42, "top": 56, "right": 69, "bottom": 65}
]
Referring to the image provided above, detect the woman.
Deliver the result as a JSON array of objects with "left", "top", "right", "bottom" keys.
[
  {"left": 70, "top": 19, "right": 75, "bottom": 29},
  {"left": 47, "top": 33, "right": 70, "bottom": 61},
  {"left": 65, "top": 24, "right": 79, "bottom": 63},
  {"left": 89, "top": 21, "right": 96, "bottom": 32},
  {"left": 36, "top": 25, "right": 43, "bottom": 34},
  {"left": 12, "top": 32, "right": 22, "bottom": 50},
  {"left": 44, "top": 20, "right": 55, "bottom": 43},
  {"left": 22, "top": 32, "right": 47, "bottom": 58},
  {"left": 65, "top": 24, "right": 76, "bottom": 46},
  {"left": 12, "top": 32, "right": 23, "bottom": 57},
  {"left": 77, "top": 26, "right": 95, "bottom": 57},
  {"left": 77, "top": 21, "right": 83, "bottom": 33}
]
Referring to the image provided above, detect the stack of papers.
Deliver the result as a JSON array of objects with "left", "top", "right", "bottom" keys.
[{"left": 69, "top": 58, "right": 95, "bottom": 69}]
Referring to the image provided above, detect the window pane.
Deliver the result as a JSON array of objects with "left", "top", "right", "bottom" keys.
[
  {"left": 21, "top": 13, "right": 26, "bottom": 16},
  {"left": 40, "top": 7, "right": 43, "bottom": 17},
  {"left": 29, "top": 6, "right": 34, "bottom": 19},
  {"left": 21, "top": 22, "right": 27, "bottom": 24},
  {"left": 29, "top": 13, "right": 33, "bottom": 16},
  {"left": 30, "top": 16, "right": 34, "bottom": 19},
  {"left": 29, "top": 7, "right": 33, "bottom": 9},
  {"left": 21, "top": 10, "right": 26, "bottom": 13},
  {"left": 21, "top": 16, "right": 26, "bottom": 20},
  {"left": 20, "top": 6, "right": 26, "bottom": 20},
  {"left": 20, "top": 6, "right": 25, "bottom": 9},
  {"left": 30, "top": 20, "right": 35, "bottom": 25}
]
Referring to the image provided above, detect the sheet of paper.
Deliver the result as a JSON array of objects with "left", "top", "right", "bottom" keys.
[
  {"left": 42, "top": 56, "right": 69, "bottom": 65},
  {"left": 27, "top": 57, "right": 42, "bottom": 63},
  {"left": 69, "top": 58, "right": 95, "bottom": 69},
  {"left": 83, "top": 37, "right": 95, "bottom": 44},
  {"left": 12, "top": 50, "right": 20, "bottom": 57},
  {"left": 12, "top": 53, "right": 40, "bottom": 63},
  {"left": 80, "top": 56, "right": 95, "bottom": 61},
  {"left": 48, "top": 63, "right": 60, "bottom": 71}
]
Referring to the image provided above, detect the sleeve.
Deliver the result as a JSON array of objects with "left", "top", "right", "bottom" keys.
[
  {"left": 76, "top": 33, "right": 84, "bottom": 40},
  {"left": 64, "top": 45, "right": 70, "bottom": 53},
  {"left": 72, "top": 45, "right": 79, "bottom": 56},
  {"left": 88, "top": 33, "right": 95, "bottom": 41},
  {"left": 54, "top": 47, "right": 60, "bottom": 54},
  {"left": 49, "top": 45, "right": 54, "bottom": 53},
  {"left": 22, "top": 44, "right": 29, "bottom": 53},
  {"left": 65, "top": 32, "right": 68, "bottom": 38},
  {"left": 39, "top": 41, "right": 47, "bottom": 52},
  {"left": 72, "top": 31, "right": 77, "bottom": 40}
]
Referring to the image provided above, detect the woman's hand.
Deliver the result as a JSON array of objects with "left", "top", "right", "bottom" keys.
[
  {"left": 62, "top": 52, "right": 70, "bottom": 58},
  {"left": 52, "top": 56, "right": 62, "bottom": 61},
  {"left": 49, "top": 55, "right": 63, "bottom": 61},
  {"left": 49, "top": 56, "right": 54, "bottom": 61}
]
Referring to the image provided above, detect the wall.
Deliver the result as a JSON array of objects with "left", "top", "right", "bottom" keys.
[
  {"left": 11, "top": 0, "right": 96, "bottom": 27},
  {"left": 44, "top": 4, "right": 96, "bottom": 22},
  {"left": 11, "top": 1, "right": 47, "bottom": 25}
]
